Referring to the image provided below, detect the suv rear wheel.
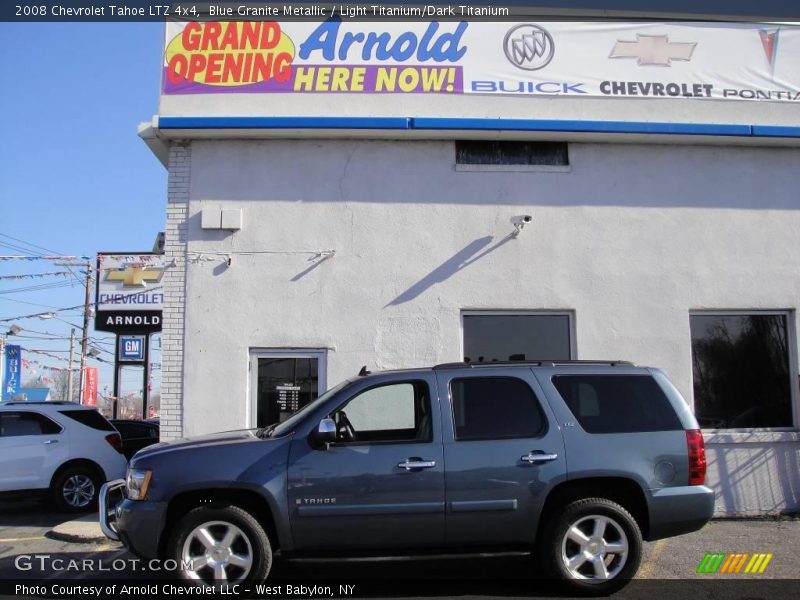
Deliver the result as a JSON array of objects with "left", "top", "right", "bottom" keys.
[
  {"left": 52, "top": 466, "right": 101, "bottom": 512},
  {"left": 542, "top": 497, "right": 642, "bottom": 594},
  {"left": 168, "top": 505, "right": 272, "bottom": 584}
]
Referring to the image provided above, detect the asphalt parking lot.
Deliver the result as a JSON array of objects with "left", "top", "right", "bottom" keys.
[{"left": 0, "top": 498, "right": 798, "bottom": 599}]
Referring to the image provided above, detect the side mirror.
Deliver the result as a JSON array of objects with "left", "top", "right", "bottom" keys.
[{"left": 310, "top": 417, "right": 336, "bottom": 449}]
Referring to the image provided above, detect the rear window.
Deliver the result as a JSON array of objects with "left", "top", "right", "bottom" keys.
[
  {"left": 59, "top": 409, "right": 115, "bottom": 431},
  {"left": 451, "top": 377, "right": 545, "bottom": 440},
  {"left": 552, "top": 375, "right": 682, "bottom": 434}
]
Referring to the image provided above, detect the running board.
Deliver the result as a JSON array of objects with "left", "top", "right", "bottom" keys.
[{"left": 284, "top": 550, "right": 532, "bottom": 563}]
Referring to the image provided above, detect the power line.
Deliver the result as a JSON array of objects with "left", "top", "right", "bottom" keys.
[
  {"left": 0, "top": 233, "right": 64, "bottom": 256},
  {"left": 0, "top": 241, "right": 42, "bottom": 255},
  {"left": 0, "top": 297, "right": 63, "bottom": 309},
  {"left": 0, "top": 272, "right": 73, "bottom": 280},
  {"left": 0, "top": 303, "right": 86, "bottom": 322},
  {"left": 0, "top": 281, "right": 78, "bottom": 295},
  {"left": 52, "top": 316, "right": 85, "bottom": 329},
  {"left": 0, "top": 255, "right": 81, "bottom": 261}
]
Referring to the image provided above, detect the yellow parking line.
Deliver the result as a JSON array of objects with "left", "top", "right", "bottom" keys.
[
  {"left": 93, "top": 544, "right": 113, "bottom": 551},
  {"left": 638, "top": 538, "right": 667, "bottom": 578},
  {"left": 0, "top": 536, "right": 45, "bottom": 543}
]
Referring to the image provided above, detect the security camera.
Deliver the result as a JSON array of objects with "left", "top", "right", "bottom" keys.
[{"left": 511, "top": 215, "right": 533, "bottom": 237}]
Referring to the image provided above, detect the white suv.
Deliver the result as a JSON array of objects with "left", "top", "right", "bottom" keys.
[{"left": 0, "top": 401, "right": 127, "bottom": 511}]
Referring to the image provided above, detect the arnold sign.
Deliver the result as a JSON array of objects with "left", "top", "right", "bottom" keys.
[{"left": 95, "top": 253, "right": 164, "bottom": 333}]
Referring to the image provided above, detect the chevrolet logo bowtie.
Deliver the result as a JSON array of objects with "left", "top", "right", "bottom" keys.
[
  {"left": 610, "top": 34, "right": 696, "bottom": 66},
  {"left": 106, "top": 266, "right": 163, "bottom": 287}
]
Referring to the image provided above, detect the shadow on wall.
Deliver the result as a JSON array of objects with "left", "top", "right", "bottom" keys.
[
  {"left": 705, "top": 434, "right": 800, "bottom": 515},
  {"left": 387, "top": 233, "right": 516, "bottom": 306}
]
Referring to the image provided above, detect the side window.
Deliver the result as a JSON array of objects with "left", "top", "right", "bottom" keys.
[
  {"left": 332, "top": 381, "right": 432, "bottom": 444},
  {"left": 450, "top": 377, "right": 545, "bottom": 441},
  {"left": 0, "top": 412, "right": 61, "bottom": 437},
  {"left": 552, "top": 375, "right": 683, "bottom": 434}
]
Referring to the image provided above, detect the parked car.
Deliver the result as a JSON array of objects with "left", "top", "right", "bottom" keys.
[
  {"left": 109, "top": 419, "right": 160, "bottom": 460},
  {"left": 0, "top": 401, "right": 127, "bottom": 511},
  {"left": 101, "top": 361, "right": 713, "bottom": 593}
]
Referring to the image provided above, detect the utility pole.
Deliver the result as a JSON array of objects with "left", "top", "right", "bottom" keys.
[
  {"left": 55, "top": 259, "right": 94, "bottom": 405},
  {"left": 78, "top": 260, "right": 92, "bottom": 405},
  {"left": 67, "top": 328, "right": 76, "bottom": 402}
]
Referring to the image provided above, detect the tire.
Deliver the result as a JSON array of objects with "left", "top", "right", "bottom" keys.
[
  {"left": 541, "top": 497, "right": 642, "bottom": 595},
  {"left": 51, "top": 466, "right": 101, "bottom": 513},
  {"left": 167, "top": 505, "right": 272, "bottom": 584}
]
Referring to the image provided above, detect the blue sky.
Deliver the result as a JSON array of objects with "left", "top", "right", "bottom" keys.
[{"left": 0, "top": 23, "right": 167, "bottom": 405}]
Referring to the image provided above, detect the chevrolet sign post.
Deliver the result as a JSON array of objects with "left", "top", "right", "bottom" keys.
[{"left": 95, "top": 252, "right": 165, "bottom": 418}]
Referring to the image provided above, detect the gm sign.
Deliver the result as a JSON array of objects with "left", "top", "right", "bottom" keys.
[{"left": 120, "top": 335, "right": 145, "bottom": 362}]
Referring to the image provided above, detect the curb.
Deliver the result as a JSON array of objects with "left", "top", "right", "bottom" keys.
[{"left": 46, "top": 515, "right": 108, "bottom": 544}]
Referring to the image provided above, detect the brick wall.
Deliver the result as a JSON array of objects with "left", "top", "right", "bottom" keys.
[{"left": 160, "top": 142, "right": 190, "bottom": 440}]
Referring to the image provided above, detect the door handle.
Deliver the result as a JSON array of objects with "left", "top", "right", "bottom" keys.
[
  {"left": 521, "top": 451, "right": 558, "bottom": 464},
  {"left": 44, "top": 439, "right": 59, "bottom": 445},
  {"left": 397, "top": 459, "right": 437, "bottom": 471}
]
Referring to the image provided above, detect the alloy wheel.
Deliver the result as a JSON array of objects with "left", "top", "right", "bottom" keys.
[
  {"left": 62, "top": 474, "right": 95, "bottom": 508},
  {"left": 560, "top": 514, "right": 629, "bottom": 582},
  {"left": 181, "top": 520, "right": 254, "bottom": 583}
]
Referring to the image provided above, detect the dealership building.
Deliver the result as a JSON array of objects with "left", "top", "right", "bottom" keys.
[{"left": 139, "top": 14, "right": 800, "bottom": 516}]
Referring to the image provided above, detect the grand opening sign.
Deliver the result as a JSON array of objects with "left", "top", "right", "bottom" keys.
[{"left": 162, "top": 20, "right": 800, "bottom": 102}]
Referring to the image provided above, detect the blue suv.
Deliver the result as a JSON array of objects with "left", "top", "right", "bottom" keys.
[{"left": 101, "top": 361, "right": 714, "bottom": 593}]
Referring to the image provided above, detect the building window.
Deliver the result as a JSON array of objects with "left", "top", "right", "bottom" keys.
[
  {"left": 462, "top": 312, "right": 573, "bottom": 363},
  {"left": 690, "top": 312, "right": 794, "bottom": 429},
  {"left": 451, "top": 377, "right": 545, "bottom": 441},
  {"left": 455, "top": 140, "right": 569, "bottom": 172},
  {"left": 249, "top": 350, "right": 327, "bottom": 428}
]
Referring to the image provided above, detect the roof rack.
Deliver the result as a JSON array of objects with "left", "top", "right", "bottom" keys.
[
  {"left": 0, "top": 401, "right": 81, "bottom": 405},
  {"left": 432, "top": 360, "right": 634, "bottom": 370}
]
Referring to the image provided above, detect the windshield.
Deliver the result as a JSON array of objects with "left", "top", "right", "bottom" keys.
[{"left": 270, "top": 379, "right": 352, "bottom": 438}]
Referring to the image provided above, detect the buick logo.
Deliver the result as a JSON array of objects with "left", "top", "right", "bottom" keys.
[{"left": 504, "top": 24, "right": 555, "bottom": 71}]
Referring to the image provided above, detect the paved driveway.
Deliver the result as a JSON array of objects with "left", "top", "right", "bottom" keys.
[{"left": 1, "top": 499, "right": 798, "bottom": 598}]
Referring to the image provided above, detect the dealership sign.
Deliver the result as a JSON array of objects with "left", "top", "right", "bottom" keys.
[
  {"left": 162, "top": 21, "right": 800, "bottom": 102},
  {"left": 83, "top": 367, "right": 98, "bottom": 407},
  {"left": 2, "top": 345, "right": 21, "bottom": 401},
  {"left": 95, "top": 253, "right": 164, "bottom": 333},
  {"left": 119, "top": 335, "right": 146, "bottom": 362}
]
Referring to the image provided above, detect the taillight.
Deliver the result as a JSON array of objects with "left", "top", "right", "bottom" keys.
[
  {"left": 105, "top": 433, "right": 124, "bottom": 454},
  {"left": 686, "top": 429, "right": 706, "bottom": 485}
]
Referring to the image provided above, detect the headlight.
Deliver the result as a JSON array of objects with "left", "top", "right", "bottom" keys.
[{"left": 126, "top": 468, "right": 153, "bottom": 501}]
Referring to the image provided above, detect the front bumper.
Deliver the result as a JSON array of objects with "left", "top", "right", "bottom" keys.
[
  {"left": 99, "top": 479, "right": 167, "bottom": 559},
  {"left": 99, "top": 479, "right": 126, "bottom": 541}
]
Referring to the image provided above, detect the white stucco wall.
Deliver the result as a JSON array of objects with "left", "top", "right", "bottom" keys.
[{"left": 170, "top": 138, "right": 800, "bottom": 515}]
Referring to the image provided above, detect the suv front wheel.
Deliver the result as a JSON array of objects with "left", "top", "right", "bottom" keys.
[
  {"left": 543, "top": 497, "right": 642, "bottom": 594},
  {"left": 167, "top": 505, "right": 273, "bottom": 584}
]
